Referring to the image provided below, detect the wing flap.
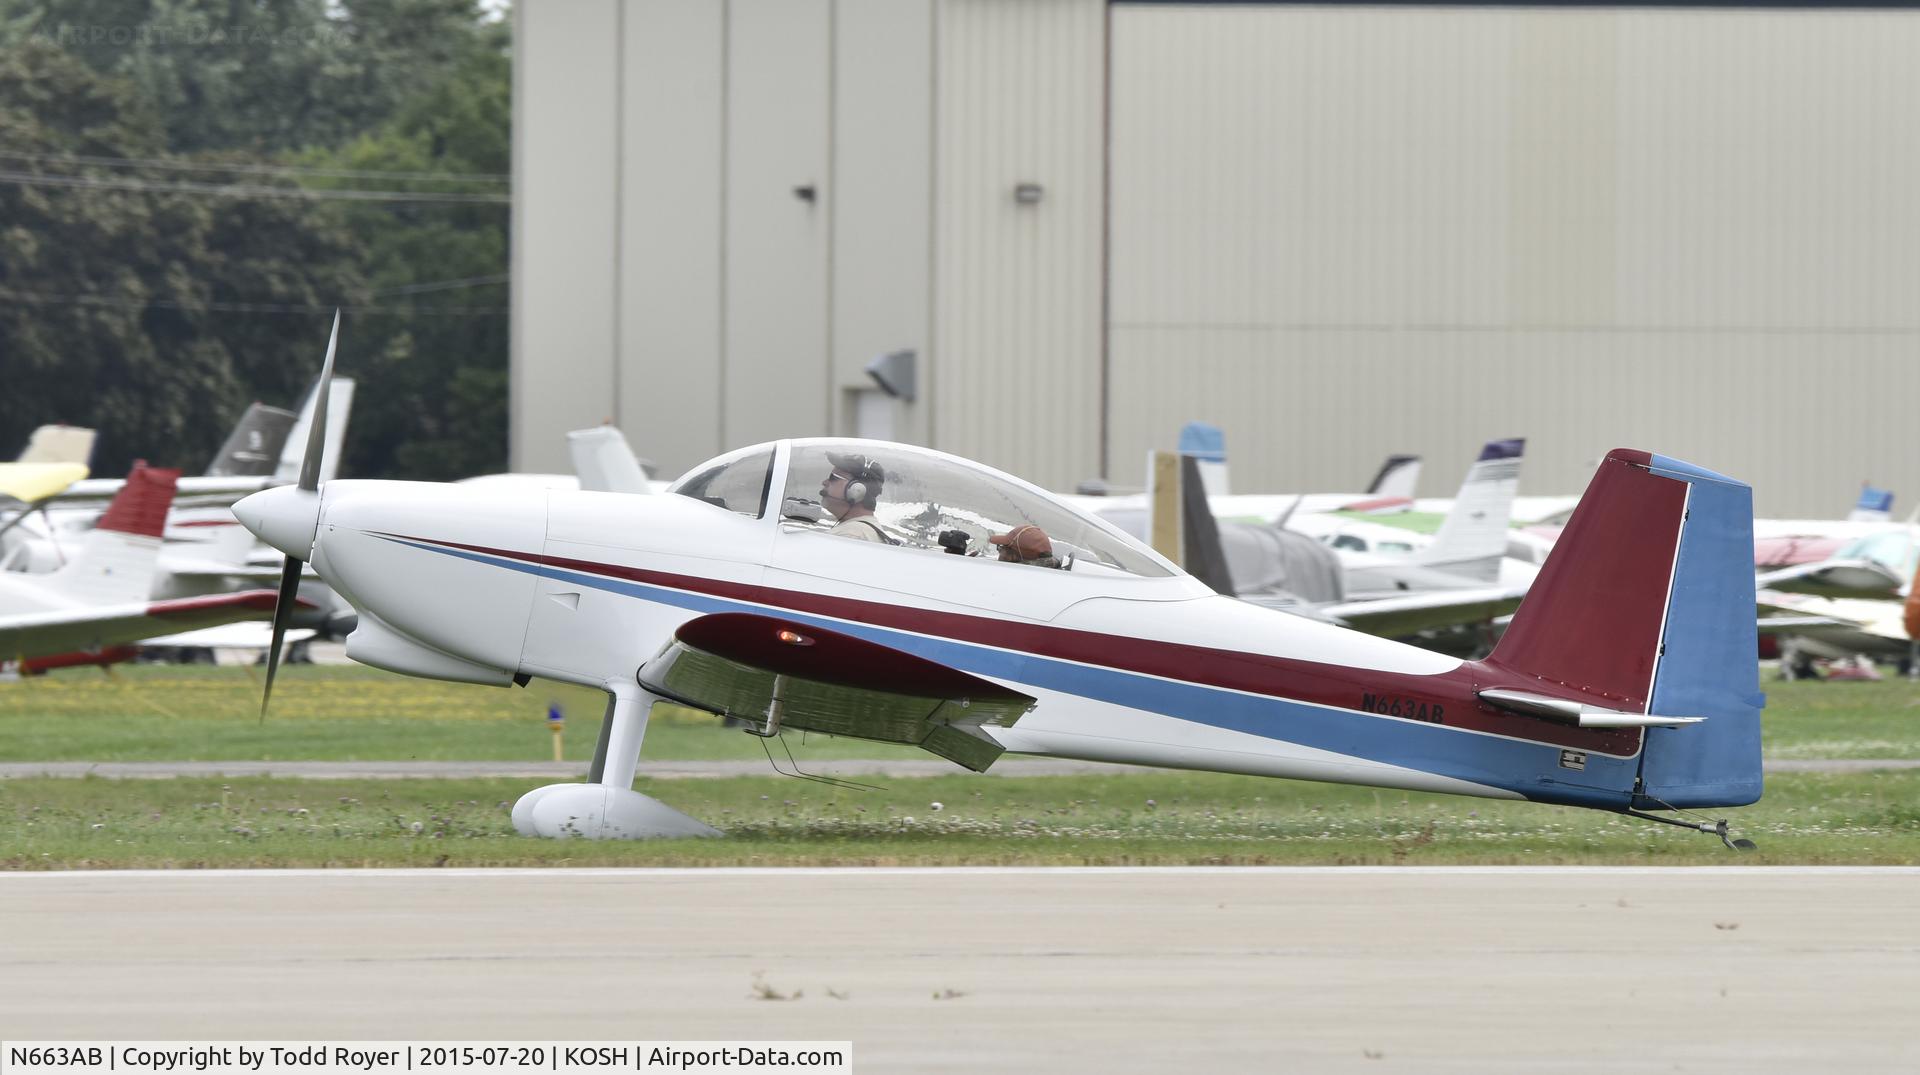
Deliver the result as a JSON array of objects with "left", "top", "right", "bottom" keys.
[{"left": 639, "top": 612, "right": 1035, "bottom": 772}]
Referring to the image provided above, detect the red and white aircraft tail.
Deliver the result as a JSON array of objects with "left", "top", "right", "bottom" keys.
[{"left": 40, "top": 462, "right": 178, "bottom": 606}]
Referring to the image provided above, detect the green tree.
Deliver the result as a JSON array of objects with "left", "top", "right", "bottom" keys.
[
  {"left": 302, "top": 19, "right": 510, "bottom": 480},
  {"left": 1, "top": 0, "right": 490, "bottom": 155},
  {"left": 0, "top": 41, "right": 367, "bottom": 473}
]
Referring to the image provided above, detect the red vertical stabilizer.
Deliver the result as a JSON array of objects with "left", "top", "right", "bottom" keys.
[
  {"left": 94, "top": 462, "right": 181, "bottom": 538},
  {"left": 1479, "top": 450, "right": 1685, "bottom": 712}
]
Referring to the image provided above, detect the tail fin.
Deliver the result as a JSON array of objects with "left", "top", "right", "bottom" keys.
[
  {"left": 46, "top": 462, "right": 180, "bottom": 605},
  {"left": 1145, "top": 449, "right": 1235, "bottom": 595},
  {"left": 1847, "top": 483, "right": 1893, "bottom": 522},
  {"left": 1176, "top": 421, "right": 1228, "bottom": 496},
  {"left": 1417, "top": 438, "right": 1523, "bottom": 582},
  {"left": 1484, "top": 449, "right": 1763, "bottom": 809},
  {"left": 17, "top": 425, "right": 95, "bottom": 466},
  {"left": 204, "top": 402, "right": 296, "bottom": 477},
  {"left": 1365, "top": 453, "right": 1422, "bottom": 499},
  {"left": 274, "top": 376, "right": 356, "bottom": 484},
  {"left": 568, "top": 426, "right": 652, "bottom": 494}
]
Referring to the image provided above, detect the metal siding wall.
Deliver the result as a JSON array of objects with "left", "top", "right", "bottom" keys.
[
  {"left": 832, "top": 0, "right": 935, "bottom": 444},
  {"left": 619, "top": 0, "right": 726, "bottom": 480},
  {"left": 1108, "top": 6, "right": 1920, "bottom": 516},
  {"left": 724, "top": 0, "right": 833, "bottom": 447},
  {"left": 934, "top": 0, "right": 1106, "bottom": 489},
  {"left": 511, "top": 1, "right": 622, "bottom": 474}
]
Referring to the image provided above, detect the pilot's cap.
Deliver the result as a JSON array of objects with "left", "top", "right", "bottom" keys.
[
  {"left": 825, "top": 451, "right": 884, "bottom": 487},
  {"left": 991, "top": 525, "right": 1052, "bottom": 559}
]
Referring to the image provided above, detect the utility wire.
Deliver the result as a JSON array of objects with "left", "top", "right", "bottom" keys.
[
  {"left": 369, "top": 273, "right": 509, "bottom": 295},
  {"left": 0, "top": 169, "right": 510, "bottom": 204},
  {"left": 0, "top": 286, "right": 506, "bottom": 317},
  {"left": 0, "top": 149, "right": 510, "bottom": 184}
]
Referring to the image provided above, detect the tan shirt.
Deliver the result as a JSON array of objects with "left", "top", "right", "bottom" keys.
[{"left": 830, "top": 517, "right": 889, "bottom": 542}]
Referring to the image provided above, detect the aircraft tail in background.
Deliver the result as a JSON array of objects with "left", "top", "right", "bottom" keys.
[
  {"left": 274, "top": 375, "right": 356, "bottom": 485},
  {"left": 568, "top": 426, "right": 653, "bottom": 494},
  {"left": 204, "top": 402, "right": 297, "bottom": 478},
  {"left": 1846, "top": 483, "right": 1894, "bottom": 523},
  {"left": 15, "top": 425, "right": 95, "bottom": 466},
  {"left": 1415, "top": 438, "right": 1524, "bottom": 582},
  {"left": 1176, "top": 421, "right": 1228, "bottom": 497},
  {"left": 41, "top": 462, "right": 180, "bottom": 606},
  {"left": 1364, "top": 453, "right": 1422, "bottom": 500}
]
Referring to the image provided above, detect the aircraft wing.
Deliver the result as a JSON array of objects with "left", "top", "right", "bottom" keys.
[
  {"left": 160, "top": 556, "right": 287, "bottom": 581},
  {"left": 0, "top": 590, "right": 287, "bottom": 662},
  {"left": 1321, "top": 585, "right": 1528, "bottom": 639},
  {"left": 639, "top": 611, "right": 1036, "bottom": 772},
  {"left": 53, "top": 474, "right": 278, "bottom": 505},
  {"left": 0, "top": 462, "right": 89, "bottom": 504},
  {"left": 1756, "top": 559, "right": 1906, "bottom": 601},
  {"left": 142, "top": 623, "right": 317, "bottom": 650}
]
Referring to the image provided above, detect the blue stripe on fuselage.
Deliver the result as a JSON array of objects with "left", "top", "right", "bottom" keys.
[{"left": 379, "top": 534, "right": 1635, "bottom": 808}]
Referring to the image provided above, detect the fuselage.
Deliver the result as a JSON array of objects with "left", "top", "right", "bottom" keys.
[{"left": 279, "top": 439, "right": 1664, "bottom": 810}]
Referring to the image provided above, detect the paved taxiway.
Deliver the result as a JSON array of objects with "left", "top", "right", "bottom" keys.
[{"left": 3, "top": 868, "right": 1916, "bottom": 1072}]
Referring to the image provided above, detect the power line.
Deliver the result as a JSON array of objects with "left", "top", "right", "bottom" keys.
[
  {"left": 0, "top": 169, "right": 511, "bottom": 204},
  {"left": 369, "top": 274, "right": 509, "bottom": 296},
  {"left": 0, "top": 286, "right": 506, "bottom": 317},
  {"left": 0, "top": 149, "right": 510, "bottom": 185}
]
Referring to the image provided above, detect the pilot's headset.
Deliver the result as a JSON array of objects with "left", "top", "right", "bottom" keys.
[{"left": 828, "top": 452, "right": 885, "bottom": 507}]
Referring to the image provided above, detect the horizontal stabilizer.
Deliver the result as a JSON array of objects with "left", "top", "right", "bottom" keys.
[
  {"left": 640, "top": 612, "right": 1035, "bottom": 771},
  {"left": 1477, "top": 688, "right": 1704, "bottom": 730}
]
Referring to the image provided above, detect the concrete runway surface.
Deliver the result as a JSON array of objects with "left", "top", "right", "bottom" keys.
[{"left": 2, "top": 868, "right": 1916, "bottom": 1074}]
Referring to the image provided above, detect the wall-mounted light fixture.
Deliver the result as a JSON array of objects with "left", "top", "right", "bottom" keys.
[
  {"left": 865, "top": 349, "right": 917, "bottom": 402},
  {"left": 1013, "top": 182, "right": 1044, "bottom": 205}
]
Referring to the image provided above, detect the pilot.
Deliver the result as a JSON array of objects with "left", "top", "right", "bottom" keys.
[
  {"left": 820, "top": 452, "right": 891, "bottom": 543},
  {"left": 991, "top": 525, "right": 1063, "bottom": 569}
]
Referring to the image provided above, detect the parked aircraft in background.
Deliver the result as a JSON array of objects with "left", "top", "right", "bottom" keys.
[
  {"left": 0, "top": 464, "right": 287, "bottom": 671},
  {"left": 1095, "top": 440, "right": 1531, "bottom": 643},
  {"left": 10, "top": 425, "right": 95, "bottom": 466},
  {"left": 235, "top": 324, "right": 1763, "bottom": 849},
  {"left": 458, "top": 425, "right": 660, "bottom": 497},
  {"left": 1759, "top": 592, "right": 1914, "bottom": 679},
  {"left": 1068, "top": 422, "right": 1422, "bottom": 520}
]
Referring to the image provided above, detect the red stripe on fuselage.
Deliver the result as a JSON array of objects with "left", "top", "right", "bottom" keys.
[{"left": 389, "top": 533, "right": 1642, "bottom": 755}]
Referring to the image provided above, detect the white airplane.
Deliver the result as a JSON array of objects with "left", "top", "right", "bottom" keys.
[
  {"left": 0, "top": 463, "right": 289, "bottom": 672},
  {"left": 234, "top": 319, "right": 1763, "bottom": 849}
]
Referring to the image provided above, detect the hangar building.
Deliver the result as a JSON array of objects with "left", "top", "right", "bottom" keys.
[{"left": 513, "top": 0, "right": 1920, "bottom": 516}]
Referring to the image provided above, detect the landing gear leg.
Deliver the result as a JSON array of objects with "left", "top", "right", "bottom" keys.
[{"left": 512, "top": 681, "right": 721, "bottom": 839}]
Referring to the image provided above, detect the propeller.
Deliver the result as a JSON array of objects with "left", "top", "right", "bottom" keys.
[{"left": 256, "top": 310, "right": 340, "bottom": 719}]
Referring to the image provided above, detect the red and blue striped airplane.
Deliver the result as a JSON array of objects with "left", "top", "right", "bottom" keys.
[{"left": 237, "top": 325, "right": 1762, "bottom": 844}]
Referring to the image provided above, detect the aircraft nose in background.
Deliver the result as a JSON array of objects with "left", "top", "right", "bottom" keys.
[{"left": 233, "top": 484, "right": 322, "bottom": 560}]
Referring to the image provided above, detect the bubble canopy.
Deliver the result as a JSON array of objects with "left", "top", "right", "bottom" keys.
[{"left": 668, "top": 439, "right": 1176, "bottom": 578}]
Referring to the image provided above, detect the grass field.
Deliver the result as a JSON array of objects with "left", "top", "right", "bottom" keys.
[
  {"left": 4, "top": 770, "right": 1915, "bottom": 869},
  {"left": 4, "top": 664, "right": 1920, "bottom": 763},
  {"left": 3, "top": 664, "right": 1919, "bottom": 868}
]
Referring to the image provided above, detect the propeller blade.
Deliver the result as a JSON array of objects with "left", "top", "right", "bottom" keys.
[
  {"left": 260, "top": 555, "right": 306, "bottom": 721},
  {"left": 296, "top": 310, "right": 340, "bottom": 492}
]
